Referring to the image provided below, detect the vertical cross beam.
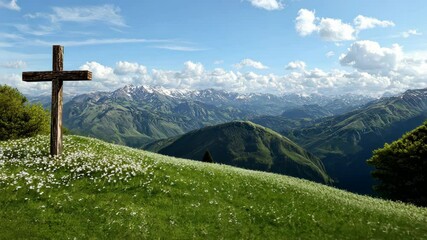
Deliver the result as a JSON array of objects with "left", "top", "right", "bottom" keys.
[
  {"left": 51, "top": 45, "right": 63, "bottom": 156},
  {"left": 22, "top": 45, "right": 92, "bottom": 156}
]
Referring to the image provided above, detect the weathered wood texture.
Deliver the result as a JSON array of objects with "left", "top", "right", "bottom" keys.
[
  {"left": 22, "top": 71, "right": 92, "bottom": 82},
  {"left": 22, "top": 45, "right": 92, "bottom": 156},
  {"left": 51, "top": 45, "right": 63, "bottom": 156}
]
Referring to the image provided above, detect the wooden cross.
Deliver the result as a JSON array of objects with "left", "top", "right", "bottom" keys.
[{"left": 22, "top": 45, "right": 92, "bottom": 156}]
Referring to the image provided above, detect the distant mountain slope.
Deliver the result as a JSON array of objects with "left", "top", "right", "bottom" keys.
[
  {"left": 60, "top": 85, "right": 374, "bottom": 147},
  {"left": 281, "top": 104, "right": 333, "bottom": 120},
  {"left": 290, "top": 88, "right": 427, "bottom": 194},
  {"left": 145, "top": 121, "right": 330, "bottom": 184},
  {"left": 63, "top": 86, "right": 246, "bottom": 147},
  {"left": 249, "top": 115, "right": 313, "bottom": 134}
]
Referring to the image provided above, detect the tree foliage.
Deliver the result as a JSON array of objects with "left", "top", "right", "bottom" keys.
[
  {"left": 367, "top": 121, "right": 427, "bottom": 206},
  {"left": 202, "top": 150, "right": 214, "bottom": 163},
  {"left": 0, "top": 85, "right": 49, "bottom": 141}
]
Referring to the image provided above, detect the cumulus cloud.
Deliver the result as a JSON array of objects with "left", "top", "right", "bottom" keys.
[
  {"left": 295, "top": 9, "right": 394, "bottom": 41},
  {"left": 353, "top": 15, "right": 395, "bottom": 30},
  {"left": 247, "top": 0, "right": 284, "bottom": 11},
  {"left": 0, "top": 0, "right": 20, "bottom": 11},
  {"left": 81, "top": 61, "right": 115, "bottom": 80},
  {"left": 182, "top": 61, "right": 204, "bottom": 76},
  {"left": 339, "top": 40, "right": 403, "bottom": 74},
  {"left": 3, "top": 53, "right": 427, "bottom": 97},
  {"left": 296, "top": 9, "right": 354, "bottom": 41},
  {"left": 295, "top": 9, "right": 317, "bottom": 36},
  {"left": 286, "top": 60, "right": 306, "bottom": 70},
  {"left": 0, "top": 60, "right": 26, "bottom": 69},
  {"left": 234, "top": 58, "right": 268, "bottom": 70},
  {"left": 318, "top": 18, "right": 355, "bottom": 41},
  {"left": 114, "top": 61, "right": 147, "bottom": 75}
]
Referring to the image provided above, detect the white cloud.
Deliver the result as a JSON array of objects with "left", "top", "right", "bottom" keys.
[
  {"left": 318, "top": 18, "right": 355, "bottom": 41},
  {"left": 286, "top": 60, "right": 306, "bottom": 70},
  {"left": 152, "top": 45, "right": 205, "bottom": 51},
  {"left": 114, "top": 61, "right": 147, "bottom": 75},
  {"left": 0, "top": 73, "right": 51, "bottom": 95},
  {"left": 326, "top": 51, "right": 335, "bottom": 58},
  {"left": 80, "top": 61, "right": 116, "bottom": 81},
  {"left": 234, "top": 58, "right": 268, "bottom": 70},
  {"left": 1, "top": 60, "right": 26, "bottom": 69},
  {"left": 339, "top": 40, "right": 403, "bottom": 74},
  {"left": 0, "top": 0, "right": 20, "bottom": 11},
  {"left": 353, "top": 15, "right": 395, "bottom": 30},
  {"left": 295, "top": 9, "right": 395, "bottom": 42},
  {"left": 296, "top": 9, "right": 355, "bottom": 41},
  {"left": 295, "top": 9, "right": 317, "bottom": 36},
  {"left": 12, "top": 24, "right": 57, "bottom": 36},
  {"left": 24, "top": 4, "right": 126, "bottom": 29},
  {"left": 401, "top": 29, "right": 422, "bottom": 38},
  {"left": 0, "top": 32, "right": 23, "bottom": 40},
  {"left": 3, "top": 54, "right": 427, "bottom": 97},
  {"left": 248, "top": 0, "right": 284, "bottom": 11},
  {"left": 51, "top": 5, "right": 126, "bottom": 27},
  {"left": 71, "top": 59, "right": 427, "bottom": 97}
]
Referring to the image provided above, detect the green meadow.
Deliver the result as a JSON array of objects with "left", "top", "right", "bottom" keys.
[{"left": 0, "top": 135, "right": 426, "bottom": 239}]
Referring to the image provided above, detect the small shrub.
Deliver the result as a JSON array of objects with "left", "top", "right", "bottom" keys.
[{"left": 0, "top": 85, "right": 49, "bottom": 141}]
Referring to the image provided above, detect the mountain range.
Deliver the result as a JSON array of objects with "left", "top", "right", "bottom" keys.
[
  {"left": 59, "top": 85, "right": 374, "bottom": 146},
  {"left": 29, "top": 85, "right": 427, "bottom": 194}
]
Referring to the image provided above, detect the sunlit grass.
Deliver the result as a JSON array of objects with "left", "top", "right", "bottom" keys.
[{"left": 0, "top": 135, "right": 426, "bottom": 239}]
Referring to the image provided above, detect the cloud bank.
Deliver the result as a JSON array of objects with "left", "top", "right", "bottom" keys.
[{"left": 7, "top": 40, "right": 426, "bottom": 98}]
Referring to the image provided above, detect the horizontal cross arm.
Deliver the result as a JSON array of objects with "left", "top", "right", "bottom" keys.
[{"left": 22, "top": 70, "right": 92, "bottom": 82}]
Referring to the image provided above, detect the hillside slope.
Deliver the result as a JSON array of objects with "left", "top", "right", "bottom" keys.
[
  {"left": 281, "top": 104, "right": 333, "bottom": 120},
  {"left": 291, "top": 88, "right": 427, "bottom": 194},
  {"left": 145, "top": 121, "right": 329, "bottom": 184},
  {"left": 0, "top": 136, "right": 426, "bottom": 239}
]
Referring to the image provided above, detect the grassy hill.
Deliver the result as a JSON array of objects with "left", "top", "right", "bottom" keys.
[
  {"left": 1, "top": 135, "right": 426, "bottom": 239},
  {"left": 145, "top": 121, "right": 330, "bottom": 184}
]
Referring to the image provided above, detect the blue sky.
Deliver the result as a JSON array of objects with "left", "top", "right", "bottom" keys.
[{"left": 0, "top": 0, "right": 426, "bottom": 96}]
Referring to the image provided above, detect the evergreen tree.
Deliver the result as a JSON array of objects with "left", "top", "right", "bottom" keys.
[
  {"left": 202, "top": 150, "right": 214, "bottom": 163},
  {"left": 0, "top": 85, "right": 49, "bottom": 141},
  {"left": 367, "top": 121, "right": 427, "bottom": 207}
]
